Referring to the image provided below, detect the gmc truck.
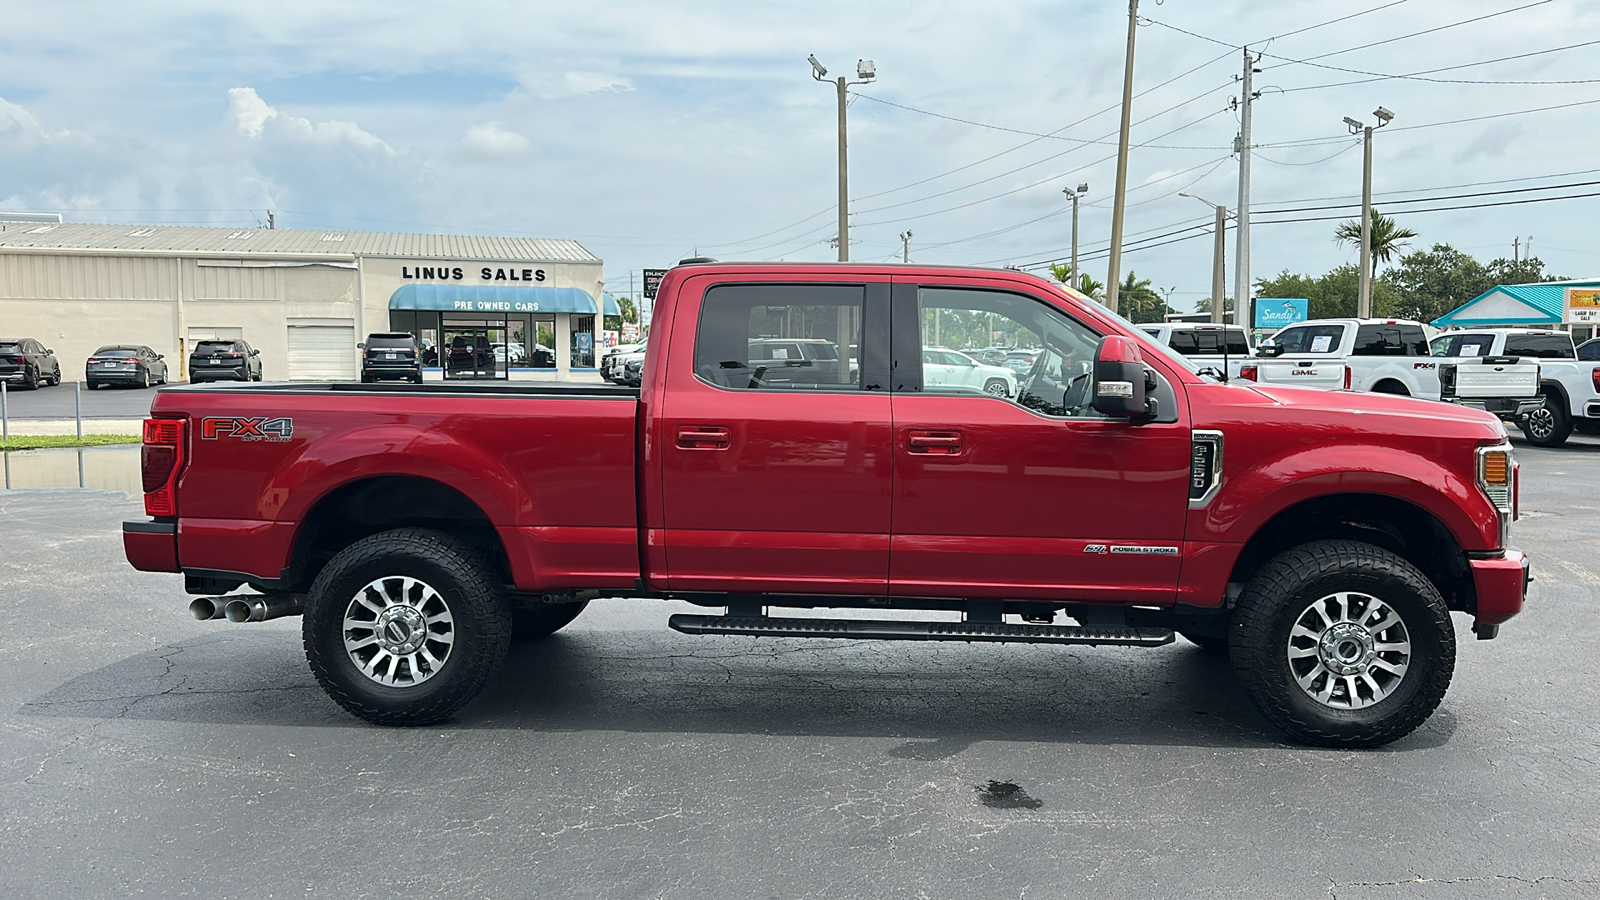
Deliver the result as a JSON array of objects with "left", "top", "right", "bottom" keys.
[
  {"left": 122, "top": 262, "right": 1529, "bottom": 748},
  {"left": 1245, "top": 318, "right": 1440, "bottom": 398}
]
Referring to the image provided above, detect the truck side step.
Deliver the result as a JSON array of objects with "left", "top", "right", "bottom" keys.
[{"left": 668, "top": 614, "right": 1174, "bottom": 646}]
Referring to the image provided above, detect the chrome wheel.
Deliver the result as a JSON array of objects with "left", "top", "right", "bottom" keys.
[
  {"left": 984, "top": 379, "right": 1009, "bottom": 397},
  {"left": 1286, "top": 591, "right": 1410, "bottom": 709},
  {"left": 342, "top": 576, "right": 455, "bottom": 687},
  {"left": 1525, "top": 406, "right": 1555, "bottom": 440}
]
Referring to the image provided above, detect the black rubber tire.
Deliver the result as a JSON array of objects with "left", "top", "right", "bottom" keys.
[
  {"left": 1180, "top": 631, "right": 1230, "bottom": 654},
  {"left": 510, "top": 600, "right": 590, "bottom": 642},
  {"left": 302, "top": 528, "right": 512, "bottom": 726},
  {"left": 983, "top": 378, "right": 1010, "bottom": 398},
  {"left": 138, "top": 369, "right": 149, "bottom": 389},
  {"left": 1520, "top": 392, "right": 1572, "bottom": 448},
  {"left": 48, "top": 366, "right": 61, "bottom": 386},
  {"left": 1229, "top": 539, "right": 1455, "bottom": 749},
  {"left": 21, "top": 366, "right": 39, "bottom": 391}
]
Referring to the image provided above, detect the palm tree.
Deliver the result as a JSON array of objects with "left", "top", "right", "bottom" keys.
[
  {"left": 1335, "top": 210, "right": 1417, "bottom": 276},
  {"left": 1049, "top": 263, "right": 1104, "bottom": 300}
]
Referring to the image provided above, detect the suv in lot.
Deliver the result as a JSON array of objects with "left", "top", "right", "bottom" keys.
[
  {"left": 360, "top": 333, "right": 423, "bottom": 384},
  {"left": 0, "top": 338, "right": 62, "bottom": 389},
  {"left": 188, "top": 339, "right": 263, "bottom": 383},
  {"left": 85, "top": 345, "right": 167, "bottom": 389}
]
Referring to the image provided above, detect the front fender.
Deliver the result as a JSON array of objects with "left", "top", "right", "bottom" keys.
[{"left": 1192, "top": 442, "right": 1498, "bottom": 553}]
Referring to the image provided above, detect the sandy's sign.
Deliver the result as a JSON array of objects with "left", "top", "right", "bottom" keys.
[{"left": 1566, "top": 288, "right": 1600, "bottom": 324}]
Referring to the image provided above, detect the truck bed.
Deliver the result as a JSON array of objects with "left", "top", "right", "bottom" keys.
[{"left": 150, "top": 380, "right": 642, "bottom": 592}]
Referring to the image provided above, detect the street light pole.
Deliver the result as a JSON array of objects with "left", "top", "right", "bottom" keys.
[
  {"left": 1345, "top": 106, "right": 1393, "bottom": 318},
  {"left": 811, "top": 55, "right": 876, "bottom": 262},
  {"left": 900, "top": 230, "right": 912, "bottom": 263},
  {"left": 1180, "top": 192, "right": 1229, "bottom": 324},
  {"left": 1063, "top": 183, "right": 1088, "bottom": 291}
]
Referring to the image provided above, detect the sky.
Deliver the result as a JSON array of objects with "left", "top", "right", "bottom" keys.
[{"left": 2, "top": 0, "right": 1597, "bottom": 313}]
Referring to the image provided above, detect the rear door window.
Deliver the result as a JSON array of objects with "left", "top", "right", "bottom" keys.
[
  {"left": 1274, "top": 324, "right": 1346, "bottom": 354},
  {"left": 695, "top": 284, "right": 867, "bottom": 391},
  {"left": 1503, "top": 334, "right": 1575, "bottom": 359}
]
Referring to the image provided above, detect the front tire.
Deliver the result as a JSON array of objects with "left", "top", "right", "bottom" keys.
[
  {"left": 1521, "top": 392, "right": 1572, "bottom": 448},
  {"left": 1230, "top": 540, "right": 1455, "bottom": 749},
  {"left": 984, "top": 378, "right": 1010, "bottom": 398},
  {"left": 302, "top": 528, "right": 512, "bottom": 726}
]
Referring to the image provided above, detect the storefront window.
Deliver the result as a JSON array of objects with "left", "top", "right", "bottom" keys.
[
  {"left": 531, "top": 315, "right": 555, "bottom": 368},
  {"left": 571, "top": 314, "right": 596, "bottom": 368}
]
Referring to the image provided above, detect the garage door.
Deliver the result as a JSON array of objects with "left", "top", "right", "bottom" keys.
[{"left": 287, "top": 325, "right": 358, "bottom": 381}]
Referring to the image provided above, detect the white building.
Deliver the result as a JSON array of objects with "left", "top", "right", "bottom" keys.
[{"left": 0, "top": 223, "right": 615, "bottom": 382}]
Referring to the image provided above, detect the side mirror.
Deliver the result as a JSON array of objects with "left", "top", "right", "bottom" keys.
[
  {"left": 356, "top": 343, "right": 366, "bottom": 350},
  {"left": 1257, "top": 340, "right": 1284, "bottom": 358},
  {"left": 157, "top": 354, "right": 165, "bottom": 360},
  {"left": 1092, "top": 335, "right": 1152, "bottom": 418},
  {"left": 252, "top": 349, "right": 260, "bottom": 356},
  {"left": 46, "top": 349, "right": 54, "bottom": 355}
]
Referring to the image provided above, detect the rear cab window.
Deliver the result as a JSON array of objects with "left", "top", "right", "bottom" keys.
[
  {"left": 1503, "top": 334, "right": 1575, "bottom": 359},
  {"left": 1272, "top": 324, "right": 1346, "bottom": 355},
  {"left": 1352, "top": 324, "right": 1428, "bottom": 356}
]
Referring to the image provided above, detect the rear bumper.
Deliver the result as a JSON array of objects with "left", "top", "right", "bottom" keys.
[
  {"left": 1470, "top": 547, "right": 1529, "bottom": 628},
  {"left": 189, "top": 365, "right": 248, "bottom": 382},
  {"left": 1447, "top": 397, "right": 1544, "bottom": 420},
  {"left": 88, "top": 368, "right": 143, "bottom": 383},
  {"left": 123, "top": 519, "right": 179, "bottom": 572}
]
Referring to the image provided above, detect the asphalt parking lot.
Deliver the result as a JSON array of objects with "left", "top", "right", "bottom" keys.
[
  {"left": 2, "top": 438, "right": 1599, "bottom": 899},
  {"left": 1, "top": 379, "right": 158, "bottom": 420}
]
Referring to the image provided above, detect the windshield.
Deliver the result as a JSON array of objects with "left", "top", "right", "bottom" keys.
[
  {"left": 1060, "top": 290, "right": 1201, "bottom": 376},
  {"left": 0, "top": 343, "right": 20, "bottom": 354}
]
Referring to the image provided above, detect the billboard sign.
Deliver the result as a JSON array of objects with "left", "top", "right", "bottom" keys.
[
  {"left": 1565, "top": 288, "right": 1600, "bottom": 324},
  {"left": 643, "top": 269, "right": 668, "bottom": 300},
  {"left": 1256, "top": 298, "right": 1309, "bottom": 330}
]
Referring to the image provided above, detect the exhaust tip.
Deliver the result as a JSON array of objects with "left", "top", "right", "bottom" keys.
[
  {"left": 189, "top": 598, "right": 225, "bottom": 620},
  {"left": 224, "top": 599, "right": 255, "bottom": 623}
]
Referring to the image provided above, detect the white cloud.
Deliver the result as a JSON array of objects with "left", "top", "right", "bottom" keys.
[
  {"left": 227, "top": 87, "right": 394, "bottom": 155},
  {"left": 460, "top": 121, "right": 531, "bottom": 160}
]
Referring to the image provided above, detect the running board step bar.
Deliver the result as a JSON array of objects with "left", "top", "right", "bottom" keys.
[{"left": 668, "top": 614, "right": 1174, "bottom": 646}]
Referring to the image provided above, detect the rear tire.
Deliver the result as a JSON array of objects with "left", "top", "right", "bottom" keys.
[
  {"left": 1521, "top": 392, "right": 1572, "bottom": 448},
  {"left": 510, "top": 601, "right": 590, "bottom": 642},
  {"left": 302, "top": 528, "right": 512, "bottom": 726},
  {"left": 1230, "top": 540, "right": 1454, "bottom": 749},
  {"left": 21, "top": 366, "right": 39, "bottom": 390}
]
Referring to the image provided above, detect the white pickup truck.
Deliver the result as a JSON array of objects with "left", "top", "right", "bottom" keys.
[
  {"left": 1242, "top": 318, "right": 1440, "bottom": 398},
  {"left": 1136, "top": 323, "right": 1253, "bottom": 381},
  {"left": 1431, "top": 328, "right": 1600, "bottom": 447}
]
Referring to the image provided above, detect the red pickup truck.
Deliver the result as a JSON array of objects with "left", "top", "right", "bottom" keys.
[{"left": 123, "top": 262, "right": 1528, "bottom": 747}]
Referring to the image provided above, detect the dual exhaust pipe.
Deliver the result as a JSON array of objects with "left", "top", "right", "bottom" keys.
[{"left": 189, "top": 593, "right": 304, "bottom": 623}]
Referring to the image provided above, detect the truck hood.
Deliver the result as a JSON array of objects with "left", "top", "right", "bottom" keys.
[{"left": 1236, "top": 382, "right": 1507, "bottom": 440}]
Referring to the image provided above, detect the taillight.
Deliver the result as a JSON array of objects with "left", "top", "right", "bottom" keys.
[
  {"left": 1239, "top": 364, "right": 1257, "bottom": 381},
  {"left": 141, "top": 418, "right": 186, "bottom": 517},
  {"left": 1343, "top": 366, "right": 1353, "bottom": 390},
  {"left": 1592, "top": 366, "right": 1600, "bottom": 392}
]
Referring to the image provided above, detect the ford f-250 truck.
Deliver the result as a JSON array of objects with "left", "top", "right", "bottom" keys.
[
  {"left": 1433, "top": 328, "right": 1600, "bottom": 448},
  {"left": 123, "top": 262, "right": 1529, "bottom": 748}
]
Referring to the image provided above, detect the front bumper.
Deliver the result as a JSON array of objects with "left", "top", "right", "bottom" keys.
[{"left": 1469, "top": 547, "right": 1529, "bottom": 630}]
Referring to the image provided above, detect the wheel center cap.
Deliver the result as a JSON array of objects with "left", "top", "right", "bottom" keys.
[
  {"left": 375, "top": 606, "right": 428, "bottom": 654},
  {"left": 1318, "top": 623, "right": 1376, "bottom": 676}
]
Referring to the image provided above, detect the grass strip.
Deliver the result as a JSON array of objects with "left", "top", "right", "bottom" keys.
[{"left": 0, "top": 434, "right": 141, "bottom": 452}]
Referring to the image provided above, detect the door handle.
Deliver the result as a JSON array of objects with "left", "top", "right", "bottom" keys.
[
  {"left": 908, "top": 430, "right": 963, "bottom": 455},
  {"left": 677, "top": 425, "right": 731, "bottom": 450}
]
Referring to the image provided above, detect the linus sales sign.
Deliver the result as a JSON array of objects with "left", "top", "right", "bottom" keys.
[{"left": 1256, "top": 298, "right": 1308, "bottom": 330}]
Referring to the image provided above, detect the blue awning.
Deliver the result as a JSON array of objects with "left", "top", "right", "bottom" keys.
[
  {"left": 389, "top": 283, "right": 603, "bottom": 314},
  {"left": 601, "top": 292, "right": 623, "bottom": 316}
]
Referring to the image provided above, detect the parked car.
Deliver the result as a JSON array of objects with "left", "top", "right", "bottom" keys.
[
  {"left": 1001, "top": 349, "right": 1042, "bottom": 374},
  {"left": 188, "top": 339, "right": 263, "bottom": 383},
  {"left": 0, "top": 337, "right": 62, "bottom": 389},
  {"left": 1243, "top": 318, "right": 1437, "bottom": 397},
  {"left": 445, "top": 334, "right": 494, "bottom": 375},
  {"left": 1576, "top": 338, "right": 1600, "bottom": 361},
  {"left": 622, "top": 355, "right": 646, "bottom": 387},
  {"left": 126, "top": 259, "right": 1528, "bottom": 749},
  {"left": 921, "top": 347, "right": 1018, "bottom": 397},
  {"left": 602, "top": 341, "right": 646, "bottom": 383},
  {"left": 85, "top": 345, "right": 167, "bottom": 389},
  {"left": 1137, "top": 323, "right": 1253, "bottom": 381},
  {"left": 360, "top": 333, "right": 423, "bottom": 384}
]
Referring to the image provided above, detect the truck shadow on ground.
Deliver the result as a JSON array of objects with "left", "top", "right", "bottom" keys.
[{"left": 18, "top": 623, "right": 1458, "bottom": 752}]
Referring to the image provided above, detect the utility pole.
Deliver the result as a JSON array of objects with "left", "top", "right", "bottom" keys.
[
  {"left": 1513, "top": 236, "right": 1520, "bottom": 263},
  {"left": 1344, "top": 106, "right": 1392, "bottom": 318},
  {"left": 1233, "top": 49, "right": 1259, "bottom": 330},
  {"left": 266, "top": 210, "right": 275, "bottom": 229},
  {"left": 1526, "top": 235, "right": 1534, "bottom": 261},
  {"left": 1180, "top": 192, "right": 1227, "bottom": 324},
  {"left": 810, "top": 55, "right": 875, "bottom": 263},
  {"left": 1063, "top": 183, "right": 1088, "bottom": 290},
  {"left": 900, "top": 230, "right": 912, "bottom": 263},
  {"left": 1105, "top": 0, "right": 1140, "bottom": 313}
]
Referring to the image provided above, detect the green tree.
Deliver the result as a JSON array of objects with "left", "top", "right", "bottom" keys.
[
  {"left": 1049, "top": 263, "right": 1104, "bottom": 301},
  {"left": 1335, "top": 209, "right": 1418, "bottom": 277},
  {"left": 1195, "top": 296, "right": 1235, "bottom": 317},
  {"left": 1257, "top": 265, "right": 1400, "bottom": 321},
  {"left": 1379, "top": 243, "right": 1492, "bottom": 323},
  {"left": 1117, "top": 271, "right": 1174, "bottom": 324},
  {"left": 604, "top": 294, "right": 640, "bottom": 334}
]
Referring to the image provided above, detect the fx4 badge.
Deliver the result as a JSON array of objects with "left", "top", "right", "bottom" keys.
[{"left": 201, "top": 416, "right": 294, "bottom": 442}]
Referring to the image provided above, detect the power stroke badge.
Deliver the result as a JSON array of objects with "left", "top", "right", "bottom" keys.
[
  {"left": 200, "top": 416, "right": 294, "bottom": 442},
  {"left": 1083, "top": 544, "right": 1179, "bottom": 556}
]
